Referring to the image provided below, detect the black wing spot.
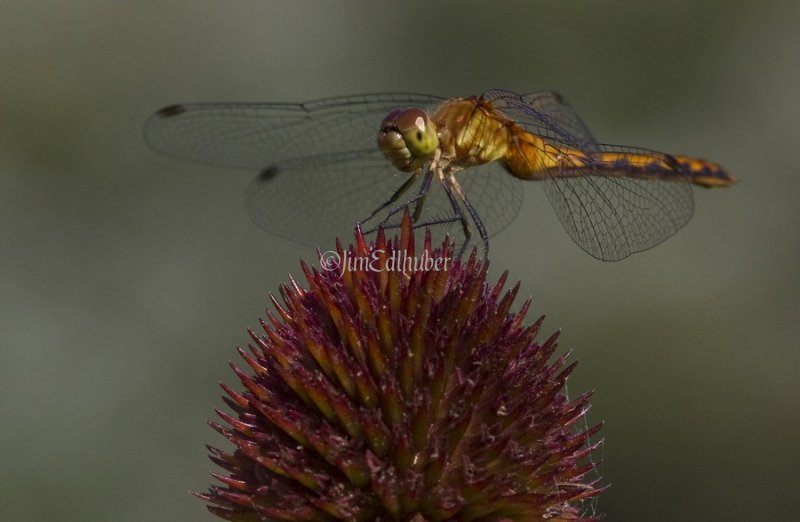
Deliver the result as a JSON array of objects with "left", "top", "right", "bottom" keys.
[
  {"left": 257, "top": 167, "right": 280, "bottom": 182},
  {"left": 156, "top": 104, "right": 187, "bottom": 118}
]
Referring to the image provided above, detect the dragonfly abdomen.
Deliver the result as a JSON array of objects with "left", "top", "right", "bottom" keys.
[
  {"left": 590, "top": 151, "right": 734, "bottom": 187},
  {"left": 536, "top": 150, "right": 736, "bottom": 188},
  {"left": 671, "top": 155, "right": 735, "bottom": 187},
  {"left": 500, "top": 129, "right": 561, "bottom": 179}
]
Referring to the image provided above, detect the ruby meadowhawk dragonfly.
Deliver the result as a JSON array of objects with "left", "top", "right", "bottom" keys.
[{"left": 144, "top": 89, "right": 734, "bottom": 260}]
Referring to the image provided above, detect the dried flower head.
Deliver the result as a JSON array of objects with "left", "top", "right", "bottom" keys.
[{"left": 199, "top": 214, "right": 603, "bottom": 520}]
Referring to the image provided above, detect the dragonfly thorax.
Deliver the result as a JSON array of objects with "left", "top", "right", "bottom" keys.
[{"left": 377, "top": 108, "right": 439, "bottom": 172}]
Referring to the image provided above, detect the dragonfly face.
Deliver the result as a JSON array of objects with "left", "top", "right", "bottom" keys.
[
  {"left": 377, "top": 108, "right": 439, "bottom": 173},
  {"left": 144, "top": 89, "right": 733, "bottom": 261}
]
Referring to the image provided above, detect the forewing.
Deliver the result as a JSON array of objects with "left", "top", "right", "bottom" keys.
[
  {"left": 246, "top": 152, "right": 408, "bottom": 248},
  {"left": 145, "top": 91, "right": 524, "bottom": 251},
  {"left": 143, "top": 93, "right": 444, "bottom": 170}
]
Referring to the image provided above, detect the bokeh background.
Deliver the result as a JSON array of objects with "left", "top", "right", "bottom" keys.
[{"left": 2, "top": 1, "right": 798, "bottom": 520}]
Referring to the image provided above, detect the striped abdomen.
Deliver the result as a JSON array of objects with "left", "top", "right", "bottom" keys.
[{"left": 503, "top": 127, "right": 735, "bottom": 188}]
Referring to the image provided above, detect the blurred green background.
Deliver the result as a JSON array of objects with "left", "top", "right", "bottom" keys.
[{"left": 2, "top": 1, "right": 798, "bottom": 520}]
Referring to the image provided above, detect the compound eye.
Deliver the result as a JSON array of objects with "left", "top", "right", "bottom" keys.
[
  {"left": 378, "top": 108, "right": 439, "bottom": 172},
  {"left": 394, "top": 109, "right": 438, "bottom": 159}
]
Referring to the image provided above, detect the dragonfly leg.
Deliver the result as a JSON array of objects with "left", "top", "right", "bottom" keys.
[
  {"left": 393, "top": 167, "right": 487, "bottom": 258},
  {"left": 437, "top": 172, "right": 488, "bottom": 258},
  {"left": 411, "top": 169, "right": 435, "bottom": 223},
  {"left": 448, "top": 173, "right": 489, "bottom": 258},
  {"left": 405, "top": 168, "right": 474, "bottom": 257},
  {"left": 439, "top": 174, "right": 471, "bottom": 258},
  {"left": 359, "top": 170, "right": 421, "bottom": 226},
  {"left": 362, "top": 168, "right": 436, "bottom": 234}
]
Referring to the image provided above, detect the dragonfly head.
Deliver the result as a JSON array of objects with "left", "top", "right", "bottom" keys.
[{"left": 378, "top": 108, "right": 439, "bottom": 172}]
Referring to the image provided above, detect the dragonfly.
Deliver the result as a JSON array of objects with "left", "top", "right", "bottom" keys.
[{"left": 144, "top": 89, "right": 734, "bottom": 261}]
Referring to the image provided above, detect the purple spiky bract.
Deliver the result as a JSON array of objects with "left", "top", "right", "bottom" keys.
[{"left": 199, "top": 213, "right": 604, "bottom": 521}]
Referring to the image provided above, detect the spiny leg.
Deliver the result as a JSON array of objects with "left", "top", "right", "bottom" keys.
[
  {"left": 384, "top": 165, "right": 466, "bottom": 237},
  {"left": 363, "top": 167, "right": 436, "bottom": 234},
  {"left": 411, "top": 167, "right": 435, "bottom": 223},
  {"left": 394, "top": 169, "right": 483, "bottom": 257},
  {"left": 448, "top": 173, "right": 489, "bottom": 257},
  {"left": 406, "top": 174, "right": 464, "bottom": 233},
  {"left": 438, "top": 174, "right": 472, "bottom": 257},
  {"left": 359, "top": 170, "right": 421, "bottom": 227}
]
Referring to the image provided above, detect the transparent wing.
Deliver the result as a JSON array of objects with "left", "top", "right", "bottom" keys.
[
  {"left": 246, "top": 152, "right": 403, "bottom": 247},
  {"left": 246, "top": 153, "right": 523, "bottom": 250},
  {"left": 483, "top": 89, "right": 598, "bottom": 151},
  {"left": 385, "top": 162, "right": 524, "bottom": 252},
  {"left": 454, "top": 162, "right": 524, "bottom": 240},
  {"left": 490, "top": 91, "right": 695, "bottom": 261},
  {"left": 542, "top": 144, "right": 694, "bottom": 261},
  {"left": 143, "top": 93, "right": 445, "bottom": 170},
  {"left": 144, "top": 92, "right": 523, "bottom": 251}
]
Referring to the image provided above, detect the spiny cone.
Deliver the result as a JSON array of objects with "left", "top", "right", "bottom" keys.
[{"left": 198, "top": 213, "right": 604, "bottom": 521}]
